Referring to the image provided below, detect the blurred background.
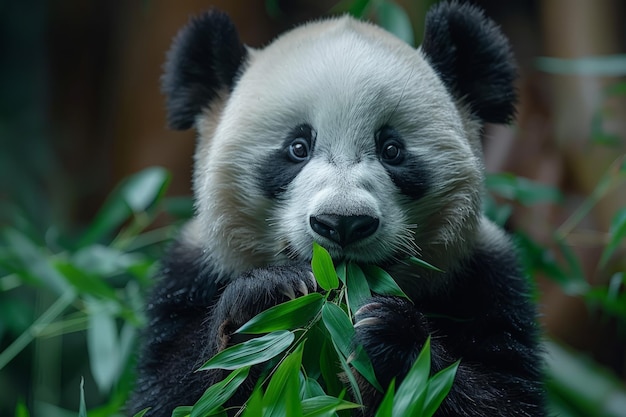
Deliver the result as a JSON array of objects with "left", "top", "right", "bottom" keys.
[{"left": 1, "top": 0, "right": 625, "bottom": 416}]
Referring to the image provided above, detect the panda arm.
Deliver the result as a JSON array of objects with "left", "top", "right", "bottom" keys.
[
  {"left": 354, "top": 238, "right": 546, "bottom": 416},
  {"left": 129, "top": 238, "right": 318, "bottom": 416},
  {"left": 128, "top": 239, "right": 223, "bottom": 416}
]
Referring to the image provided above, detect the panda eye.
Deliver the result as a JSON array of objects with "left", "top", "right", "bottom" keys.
[
  {"left": 377, "top": 126, "right": 404, "bottom": 165},
  {"left": 382, "top": 143, "right": 401, "bottom": 162},
  {"left": 288, "top": 138, "right": 310, "bottom": 162}
]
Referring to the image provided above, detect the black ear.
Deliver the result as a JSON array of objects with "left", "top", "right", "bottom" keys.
[
  {"left": 162, "top": 10, "right": 247, "bottom": 130},
  {"left": 421, "top": 1, "right": 517, "bottom": 124}
]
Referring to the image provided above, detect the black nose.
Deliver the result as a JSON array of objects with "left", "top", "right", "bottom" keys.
[{"left": 310, "top": 214, "right": 379, "bottom": 247}]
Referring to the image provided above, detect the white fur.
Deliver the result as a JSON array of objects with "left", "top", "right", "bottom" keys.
[{"left": 191, "top": 16, "right": 485, "bottom": 284}]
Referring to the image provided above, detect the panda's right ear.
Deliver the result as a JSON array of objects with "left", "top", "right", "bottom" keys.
[{"left": 162, "top": 10, "right": 247, "bottom": 130}]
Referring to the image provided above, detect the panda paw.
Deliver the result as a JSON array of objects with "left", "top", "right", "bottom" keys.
[
  {"left": 212, "top": 264, "right": 317, "bottom": 350},
  {"left": 353, "top": 296, "right": 430, "bottom": 387}
]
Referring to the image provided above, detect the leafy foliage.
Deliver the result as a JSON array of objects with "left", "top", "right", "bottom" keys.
[{"left": 179, "top": 242, "right": 455, "bottom": 416}]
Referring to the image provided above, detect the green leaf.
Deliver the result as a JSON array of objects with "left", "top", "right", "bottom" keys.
[
  {"left": 172, "top": 406, "right": 192, "bottom": 417},
  {"left": 191, "top": 367, "right": 250, "bottom": 417},
  {"left": 361, "top": 265, "right": 408, "bottom": 298},
  {"left": 302, "top": 395, "right": 361, "bottom": 416},
  {"left": 536, "top": 54, "right": 626, "bottom": 76},
  {"left": 407, "top": 256, "right": 443, "bottom": 272},
  {"left": 329, "top": 0, "right": 371, "bottom": 17},
  {"left": 79, "top": 167, "right": 170, "bottom": 245},
  {"left": 322, "top": 302, "right": 354, "bottom": 357},
  {"left": 422, "top": 361, "right": 459, "bottom": 417},
  {"left": 319, "top": 338, "right": 344, "bottom": 398},
  {"left": 374, "top": 380, "right": 395, "bottom": 417},
  {"left": 237, "top": 292, "right": 324, "bottom": 334},
  {"left": 79, "top": 377, "right": 87, "bottom": 417},
  {"left": 87, "top": 301, "right": 121, "bottom": 393},
  {"left": 302, "top": 376, "right": 327, "bottom": 399},
  {"left": 262, "top": 343, "right": 304, "bottom": 417},
  {"left": 486, "top": 173, "right": 562, "bottom": 205},
  {"left": 72, "top": 244, "right": 145, "bottom": 277},
  {"left": 393, "top": 338, "right": 432, "bottom": 415},
  {"left": 345, "top": 263, "right": 371, "bottom": 313},
  {"left": 132, "top": 408, "right": 150, "bottom": 417},
  {"left": 241, "top": 385, "right": 264, "bottom": 417},
  {"left": 600, "top": 208, "right": 626, "bottom": 268},
  {"left": 198, "top": 331, "right": 295, "bottom": 371},
  {"left": 350, "top": 344, "right": 383, "bottom": 393},
  {"left": 55, "top": 261, "right": 118, "bottom": 301},
  {"left": 336, "top": 261, "right": 347, "bottom": 284},
  {"left": 376, "top": 0, "right": 414, "bottom": 45},
  {"left": 13, "top": 400, "right": 30, "bottom": 417},
  {"left": 335, "top": 341, "right": 363, "bottom": 405},
  {"left": 121, "top": 166, "right": 171, "bottom": 213},
  {"left": 2, "top": 228, "right": 71, "bottom": 294},
  {"left": 312, "top": 243, "right": 339, "bottom": 291}
]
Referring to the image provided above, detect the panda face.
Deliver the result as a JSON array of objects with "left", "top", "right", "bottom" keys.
[{"left": 192, "top": 16, "right": 484, "bottom": 278}]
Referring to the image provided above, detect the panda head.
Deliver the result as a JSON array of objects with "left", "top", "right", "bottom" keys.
[{"left": 163, "top": 2, "right": 516, "bottom": 283}]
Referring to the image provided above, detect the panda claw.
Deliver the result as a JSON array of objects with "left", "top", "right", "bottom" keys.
[
  {"left": 281, "top": 285, "right": 296, "bottom": 300},
  {"left": 355, "top": 302, "right": 383, "bottom": 318},
  {"left": 296, "top": 279, "right": 309, "bottom": 296},
  {"left": 354, "top": 316, "right": 382, "bottom": 328},
  {"left": 307, "top": 271, "right": 318, "bottom": 292}
]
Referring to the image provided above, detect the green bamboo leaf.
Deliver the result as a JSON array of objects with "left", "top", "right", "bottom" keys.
[
  {"left": 322, "top": 302, "right": 354, "bottom": 357},
  {"left": 199, "top": 331, "right": 294, "bottom": 371},
  {"left": 393, "top": 338, "right": 432, "bottom": 415},
  {"left": 350, "top": 344, "right": 383, "bottom": 392},
  {"left": 55, "top": 261, "right": 118, "bottom": 301},
  {"left": 422, "top": 361, "right": 460, "bottom": 417},
  {"left": 263, "top": 343, "right": 304, "bottom": 417},
  {"left": 361, "top": 265, "right": 408, "bottom": 298},
  {"left": 407, "top": 256, "right": 443, "bottom": 272},
  {"left": 319, "top": 338, "right": 344, "bottom": 398},
  {"left": 302, "top": 395, "right": 361, "bottom": 416},
  {"left": 301, "top": 376, "right": 326, "bottom": 399},
  {"left": 600, "top": 208, "right": 626, "bottom": 268},
  {"left": 374, "top": 379, "right": 395, "bottom": 417},
  {"left": 132, "top": 408, "right": 150, "bottom": 417},
  {"left": 87, "top": 302, "right": 120, "bottom": 393},
  {"left": 79, "top": 167, "right": 170, "bottom": 245},
  {"left": 13, "top": 400, "right": 30, "bottom": 417},
  {"left": 172, "top": 406, "right": 192, "bottom": 417},
  {"left": 121, "top": 166, "right": 171, "bottom": 213},
  {"left": 312, "top": 243, "right": 339, "bottom": 291},
  {"left": 345, "top": 263, "right": 371, "bottom": 313},
  {"left": 336, "top": 261, "right": 347, "bottom": 284},
  {"left": 236, "top": 292, "right": 324, "bottom": 334},
  {"left": 329, "top": 0, "right": 371, "bottom": 17},
  {"left": 241, "top": 385, "right": 263, "bottom": 417},
  {"left": 2, "top": 228, "right": 70, "bottom": 294},
  {"left": 79, "top": 377, "right": 87, "bottom": 417},
  {"left": 376, "top": 0, "right": 414, "bottom": 45},
  {"left": 190, "top": 367, "right": 250, "bottom": 417},
  {"left": 335, "top": 341, "right": 363, "bottom": 405}
]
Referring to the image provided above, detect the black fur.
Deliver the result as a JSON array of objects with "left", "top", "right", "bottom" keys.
[
  {"left": 162, "top": 10, "right": 247, "bottom": 130},
  {"left": 421, "top": 1, "right": 517, "bottom": 124},
  {"left": 354, "top": 240, "right": 546, "bottom": 416},
  {"left": 258, "top": 124, "right": 315, "bottom": 199},
  {"left": 130, "top": 3, "right": 544, "bottom": 416},
  {"left": 128, "top": 242, "right": 316, "bottom": 415},
  {"left": 376, "top": 126, "right": 431, "bottom": 200}
]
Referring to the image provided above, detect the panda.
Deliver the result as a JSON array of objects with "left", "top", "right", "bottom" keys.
[{"left": 129, "top": 2, "right": 546, "bottom": 416}]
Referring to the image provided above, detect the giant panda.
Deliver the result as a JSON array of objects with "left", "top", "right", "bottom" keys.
[{"left": 129, "top": 2, "right": 546, "bottom": 416}]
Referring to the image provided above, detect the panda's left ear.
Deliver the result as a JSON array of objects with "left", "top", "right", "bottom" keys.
[
  {"left": 420, "top": 1, "right": 517, "bottom": 124},
  {"left": 162, "top": 10, "right": 248, "bottom": 130}
]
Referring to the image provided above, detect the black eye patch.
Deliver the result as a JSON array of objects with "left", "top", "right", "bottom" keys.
[
  {"left": 258, "top": 124, "right": 315, "bottom": 199},
  {"left": 376, "top": 126, "right": 430, "bottom": 200}
]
